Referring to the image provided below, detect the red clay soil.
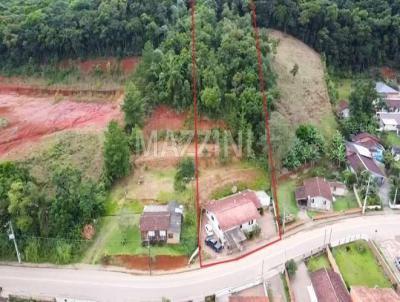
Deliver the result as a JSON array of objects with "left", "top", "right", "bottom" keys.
[
  {"left": 143, "top": 105, "right": 225, "bottom": 135},
  {"left": 0, "top": 93, "right": 122, "bottom": 156},
  {"left": 111, "top": 255, "right": 188, "bottom": 271},
  {"left": 381, "top": 67, "right": 397, "bottom": 80},
  {"left": 60, "top": 57, "right": 140, "bottom": 74},
  {"left": 0, "top": 77, "right": 120, "bottom": 97}
]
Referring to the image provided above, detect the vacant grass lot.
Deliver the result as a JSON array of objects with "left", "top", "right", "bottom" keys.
[
  {"left": 385, "top": 132, "right": 400, "bottom": 147},
  {"left": 333, "top": 193, "right": 359, "bottom": 211},
  {"left": 336, "top": 78, "right": 353, "bottom": 100},
  {"left": 333, "top": 240, "right": 392, "bottom": 288},
  {"left": 307, "top": 253, "right": 331, "bottom": 272},
  {"left": 277, "top": 179, "right": 299, "bottom": 215}
]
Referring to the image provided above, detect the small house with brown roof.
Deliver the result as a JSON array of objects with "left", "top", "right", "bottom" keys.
[
  {"left": 204, "top": 190, "right": 268, "bottom": 248},
  {"left": 337, "top": 100, "right": 350, "bottom": 119},
  {"left": 351, "top": 286, "right": 400, "bottom": 302},
  {"left": 295, "top": 177, "right": 347, "bottom": 211},
  {"left": 310, "top": 268, "right": 351, "bottom": 302},
  {"left": 351, "top": 133, "right": 384, "bottom": 162},
  {"left": 139, "top": 201, "right": 183, "bottom": 245}
]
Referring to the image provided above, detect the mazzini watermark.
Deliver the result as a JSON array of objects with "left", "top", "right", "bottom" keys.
[{"left": 131, "top": 129, "right": 263, "bottom": 159}]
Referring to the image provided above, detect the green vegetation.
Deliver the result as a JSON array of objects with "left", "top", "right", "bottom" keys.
[
  {"left": 103, "top": 121, "right": 131, "bottom": 185},
  {"left": 285, "top": 259, "right": 298, "bottom": 277},
  {"left": 307, "top": 254, "right": 331, "bottom": 272},
  {"left": 0, "top": 0, "right": 175, "bottom": 67},
  {"left": 174, "top": 158, "right": 195, "bottom": 192},
  {"left": 277, "top": 179, "right": 299, "bottom": 215},
  {"left": 336, "top": 79, "right": 353, "bottom": 101},
  {"left": 124, "top": 1, "right": 277, "bottom": 159},
  {"left": 333, "top": 194, "right": 359, "bottom": 212},
  {"left": 384, "top": 132, "right": 400, "bottom": 147},
  {"left": 283, "top": 124, "right": 325, "bottom": 170},
  {"left": 333, "top": 241, "right": 392, "bottom": 288},
  {"left": 257, "top": 0, "right": 400, "bottom": 71}
]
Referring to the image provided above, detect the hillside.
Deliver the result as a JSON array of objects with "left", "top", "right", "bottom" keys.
[{"left": 269, "top": 30, "right": 336, "bottom": 137}]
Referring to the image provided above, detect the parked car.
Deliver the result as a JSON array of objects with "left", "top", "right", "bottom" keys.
[
  {"left": 205, "top": 236, "right": 223, "bottom": 253},
  {"left": 205, "top": 224, "right": 213, "bottom": 237},
  {"left": 395, "top": 257, "right": 400, "bottom": 271}
]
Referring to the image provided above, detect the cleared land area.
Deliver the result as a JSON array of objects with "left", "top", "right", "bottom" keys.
[
  {"left": 332, "top": 240, "right": 392, "bottom": 288},
  {"left": 306, "top": 253, "right": 332, "bottom": 272},
  {"left": 269, "top": 29, "right": 337, "bottom": 138}
]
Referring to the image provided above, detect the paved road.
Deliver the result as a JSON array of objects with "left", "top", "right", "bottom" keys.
[{"left": 1, "top": 215, "right": 399, "bottom": 302}]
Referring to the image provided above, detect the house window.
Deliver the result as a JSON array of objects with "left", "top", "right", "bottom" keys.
[
  {"left": 249, "top": 220, "right": 253, "bottom": 225},
  {"left": 148, "top": 231, "right": 155, "bottom": 238},
  {"left": 311, "top": 199, "right": 314, "bottom": 203},
  {"left": 168, "top": 233, "right": 173, "bottom": 239},
  {"left": 218, "top": 225, "right": 221, "bottom": 230},
  {"left": 323, "top": 200, "right": 327, "bottom": 205}
]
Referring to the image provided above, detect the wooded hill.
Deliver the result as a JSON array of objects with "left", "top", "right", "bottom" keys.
[{"left": 1, "top": 0, "right": 400, "bottom": 71}]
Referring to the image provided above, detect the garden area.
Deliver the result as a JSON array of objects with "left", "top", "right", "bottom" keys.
[
  {"left": 277, "top": 179, "right": 299, "bottom": 216},
  {"left": 333, "top": 193, "right": 359, "bottom": 211},
  {"left": 306, "top": 253, "right": 332, "bottom": 272},
  {"left": 332, "top": 240, "right": 392, "bottom": 288}
]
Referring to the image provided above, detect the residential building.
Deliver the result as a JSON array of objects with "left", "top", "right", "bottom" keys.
[
  {"left": 377, "top": 112, "right": 400, "bottom": 134},
  {"left": 310, "top": 268, "right": 351, "bottom": 302},
  {"left": 229, "top": 297, "right": 269, "bottom": 302},
  {"left": 204, "top": 190, "right": 270, "bottom": 249},
  {"left": 376, "top": 81, "right": 399, "bottom": 97},
  {"left": 295, "top": 177, "right": 347, "bottom": 211},
  {"left": 346, "top": 143, "right": 385, "bottom": 185},
  {"left": 139, "top": 201, "right": 183, "bottom": 245},
  {"left": 350, "top": 286, "right": 400, "bottom": 302},
  {"left": 337, "top": 100, "right": 350, "bottom": 118},
  {"left": 351, "top": 133, "right": 385, "bottom": 162}
]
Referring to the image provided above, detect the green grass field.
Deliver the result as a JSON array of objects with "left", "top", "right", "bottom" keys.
[
  {"left": 333, "top": 240, "right": 392, "bottom": 288},
  {"left": 385, "top": 132, "right": 400, "bottom": 147},
  {"left": 333, "top": 193, "right": 359, "bottom": 211},
  {"left": 307, "top": 253, "right": 332, "bottom": 272},
  {"left": 337, "top": 78, "right": 353, "bottom": 100},
  {"left": 277, "top": 179, "right": 299, "bottom": 215}
]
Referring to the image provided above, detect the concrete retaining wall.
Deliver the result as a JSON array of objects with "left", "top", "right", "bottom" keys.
[{"left": 326, "top": 246, "right": 349, "bottom": 290}]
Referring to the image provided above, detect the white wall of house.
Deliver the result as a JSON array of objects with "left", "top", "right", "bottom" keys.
[
  {"left": 331, "top": 186, "right": 348, "bottom": 196},
  {"left": 307, "top": 196, "right": 331, "bottom": 211},
  {"left": 380, "top": 119, "right": 398, "bottom": 131},
  {"left": 341, "top": 108, "right": 350, "bottom": 118},
  {"left": 206, "top": 210, "right": 226, "bottom": 244},
  {"left": 239, "top": 219, "right": 257, "bottom": 232},
  {"left": 166, "top": 232, "right": 180, "bottom": 244}
]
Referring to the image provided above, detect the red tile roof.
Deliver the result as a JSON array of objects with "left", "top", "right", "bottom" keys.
[
  {"left": 205, "top": 191, "right": 261, "bottom": 231},
  {"left": 337, "top": 100, "right": 349, "bottom": 112},
  {"left": 347, "top": 152, "right": 385, "bottom": 177},
  {"left": 311, "top": 269, "right": 351, "bottom": 302},
  {"left": 229, "top": 297, "right": 269, "bottom": 302},
  {"left": 351, "top": 286, "right": 400, "bottom": 302},
  {"left": 140, "top": 212, "right": 170, "bottom": 232},
  {"left": 296, "top": 177, "right": 333, "bottom": 201},
  {"left": 352, "top": 133, "right": 382, "bottom": 151}
]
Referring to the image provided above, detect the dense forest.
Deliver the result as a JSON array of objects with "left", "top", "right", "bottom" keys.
[
  {"left": 256, "top": 0, "right": 400, "bottom": 70},
  {"left": 1, "top": 0, "right": 400, "bottom": 71},
  {"left": 123, "top": 0, "right": 277, "bottom": 155},
  {"left": 0, "top": 0, "right": 176, "bottom": 66}
]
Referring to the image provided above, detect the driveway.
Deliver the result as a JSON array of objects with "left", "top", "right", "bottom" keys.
[{"left": 290, "top": 261, "right": 312, "bottom": 302}]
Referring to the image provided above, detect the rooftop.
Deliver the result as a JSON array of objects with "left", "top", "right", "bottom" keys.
[
  {"left": 310, "top": 268, "right": 351, "bottom": 302},
  {"left": 205, "top": 191, "right": 261, "bottom": 231},
  {"left": 295, "top": 177, "right": 333, "bottom": 202},
  {"left": 351, "top": 286, "right": 400, "bottom": 302},
  {"left": 376, "top": 81, "right": 398, "bottom": 94}
]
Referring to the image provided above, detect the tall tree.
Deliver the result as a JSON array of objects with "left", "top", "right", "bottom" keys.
[{"left": 103, "top": 121, "right": 131, "bottom": 184}]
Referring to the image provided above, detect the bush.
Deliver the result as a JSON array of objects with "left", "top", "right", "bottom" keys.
[
  {"left": 356, "top": 242, "right": 367, "bottom": 254},
  {"left": 286, "top": 259, "right": 298, "bottom": 277},
  {"left": 24, "top": 239, "right": 41, "bottom": 262},
  {"left": 55, "top": 241, "right": 72, "bottom": 264}
]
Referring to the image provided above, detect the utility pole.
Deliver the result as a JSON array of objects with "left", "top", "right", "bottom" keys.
[
  {"left": 6, "top": 221, "right": 21, "bottom": 263},
  {"left": 362, "top": 175, "right": 372, "bottom": 215}
]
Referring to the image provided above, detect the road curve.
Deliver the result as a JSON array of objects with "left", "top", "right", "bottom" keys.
[{"left": 1, "top": 214, "right": 399, "bottom": 302}]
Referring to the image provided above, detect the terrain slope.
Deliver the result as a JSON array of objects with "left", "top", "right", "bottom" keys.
[{"left": 269, "top": 29, "right": 336, "bottom": 136}]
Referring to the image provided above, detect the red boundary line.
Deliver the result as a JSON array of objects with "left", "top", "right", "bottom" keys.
[
  {"left": 190, "top": 0, "right": 283, "bottom": 269},
  {"left": 190, "top": 0, "right": 203, "bottom": 268}
]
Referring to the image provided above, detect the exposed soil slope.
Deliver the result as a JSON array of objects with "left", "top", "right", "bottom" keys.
[
  {"left": 269, "top": 29, "right": 334, "bottom": 133},
  {"left": 0, "top": 93, "right": 122, "bottom": 157}
]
